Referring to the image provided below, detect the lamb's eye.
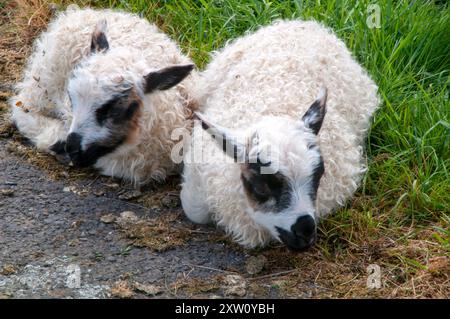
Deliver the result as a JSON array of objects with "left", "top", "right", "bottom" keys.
[
  {"left": 124, "top": 101, "right": 139, "bottom": 120},
  {"left": 242, "top": 169, "right": 290, "bottom": 212},
  {"left": 242, "top": 174, "right": 271, "bottom": 203},
  {"left": 96, "top": 98, "right": 118, "bottom": 125},
  {"left": 252, "top": 183, "right": 271, "bottom": 199}
]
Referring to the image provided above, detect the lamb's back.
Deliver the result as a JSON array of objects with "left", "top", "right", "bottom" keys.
[{"left": 198, "top": 20, "right": 379, "bottom": 137}]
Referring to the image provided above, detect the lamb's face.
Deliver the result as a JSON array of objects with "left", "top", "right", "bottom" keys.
[
  {"left": 54, "top": 20, "right": 194, "bottom": 167},
  {"left": 66, "top": 74, "right": 142, "bottom": 167},
  {"left": 196, "top": 88, "right": 327, "bottom": 251},
  {"left": 240, "top": 117, "right": 325, "bottom": 251}
]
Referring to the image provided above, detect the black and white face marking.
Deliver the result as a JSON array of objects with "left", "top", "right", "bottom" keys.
[
  {"left": 66, "top": 88, "right": 141, "bottom": 167},
  {"left": 197, "top": 88, "right": 327, "bottom": 251},
  {"left": 308, "top": 153, "right": 325, "bottom": 201},
  {"left": 241, "top": 159, "right": 292, "bottom": 212},
  {"left": 245, "top": 148, "right": 325, "bottom": 251},
  {"left": 58, "top": 20, "right": 194, "bottom": 168},
  {"left": 65, "top": 131, "right": 126, "bottom": 167},
  {"left": 94, "top": 90, "right": 140, "bottom": 127}
]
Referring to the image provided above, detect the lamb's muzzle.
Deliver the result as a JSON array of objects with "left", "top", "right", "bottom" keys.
[{"left": 277, "top": 215, "right": 317, "bottom": 251}]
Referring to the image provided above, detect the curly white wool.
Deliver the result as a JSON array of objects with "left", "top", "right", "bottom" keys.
[
  {"left": 10, "top": 7, "right": 198, "bottom": 185},
  {"left": 181, "top": 20, "right": 380, "bottom": 248}
]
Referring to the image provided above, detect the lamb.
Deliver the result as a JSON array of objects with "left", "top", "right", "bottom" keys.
[
  {"left": 180, "top": 20, "right": 380, "bottom": 250},
  {"left": 10, "top": 7, "right": 198, "bottom": 185}
]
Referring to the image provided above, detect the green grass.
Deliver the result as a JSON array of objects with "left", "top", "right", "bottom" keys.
[{"left": 88, "top": 0, "right": 449, "bottom": 230}]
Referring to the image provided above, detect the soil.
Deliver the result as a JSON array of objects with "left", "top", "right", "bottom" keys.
[{"left": 0, "top": 136, "right": 259, "bottom": 298}]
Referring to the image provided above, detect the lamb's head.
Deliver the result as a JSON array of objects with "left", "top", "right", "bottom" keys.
[
  {"left": 196, "top": 88, "right": 327, "bottom": 251},
  {"left": 55, "top": 20, "right": 194, "bottom": 167}
]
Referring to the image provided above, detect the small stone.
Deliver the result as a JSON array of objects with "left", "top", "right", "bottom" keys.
[
  {"left": 161, "top": 193, "right": 181, "bottom": 208},
  {"left": 62, "top": 185, "right": 89, "bottom": 196},
  {"left": 104, "top": 183, "right": 120, "bottom": 189},
  {"left": 68, "top": 239, "right": 80, "bottom": 247},
  {"left": 120, "top": 211, "right": 138, "bottom": 221},
  {"left": 100, "top": 214, "right": 116, "bottom": 224},
  {"left": 107, "top": 256, "right": 117, "bottom": 262},
  {"left": 118, "top": 190, "right": 142, "bottom": 200},
  {"left": 222, "top": 274, "right": 247, "bottom": 297},
  {"left": 88, "top": 229, "right": 97, "bottom": 236},
  {"left": 110, "top": 280, "right": 134, "bottom": 299},
  {"left": 116, "top": 211, "right": 139, "bottom": 226},
  {"left": 74, "top": 188, "right": 89, "bottom": 196},
  {"left": 93, "top": 189, "right": 105, "bottom": 196},
  {"left": 0, "top": 189, "right": 14, "bottom": 196},
  {"left": 0, "top": 292, "right": 12, "bottom": 299},
  {"left": 245, "top": 255, "right": 267, "bottom": 275},
  {"left": 1, "top": 264, "right": 17, "bottom": 275},
  {"left": 133, "top": 282, "right": 163, "bottom": 296}
]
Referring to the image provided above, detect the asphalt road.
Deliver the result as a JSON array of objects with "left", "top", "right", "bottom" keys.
[{"left": 0, "top": 138, "right": 250, "bottom": 298}]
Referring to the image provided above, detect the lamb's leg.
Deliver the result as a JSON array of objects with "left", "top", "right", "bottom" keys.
[
  {"left": 180, "top": 167, "right": 212, "bottom": 224},
  {"left": 10, "top": 66, "right": 70, "bottom": 151},
  {"left": 11, "top": 105, "right": 69, "bottom": 158}
]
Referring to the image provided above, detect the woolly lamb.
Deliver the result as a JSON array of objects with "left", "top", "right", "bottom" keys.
[
  {"left": 10, "top": 8, "right": 198, "bottom": 185},
  {"left": 181, "top": 20, "right": 380, "bottom": 250}
]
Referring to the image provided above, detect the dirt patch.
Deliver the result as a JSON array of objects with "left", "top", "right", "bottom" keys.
[
  {"left": 116, "top": 210, "right": 192, "bottom": 252},
  {"left": 170, "top": 275, "right": 223, "bottom": 297}
]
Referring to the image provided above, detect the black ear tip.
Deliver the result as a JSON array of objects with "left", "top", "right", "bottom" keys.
[
  {"left": 179, "top": 64, "right": 195, "bottom": 73},
  {"left": 143, "top": 64, "right": 195, "bottom": 93}
]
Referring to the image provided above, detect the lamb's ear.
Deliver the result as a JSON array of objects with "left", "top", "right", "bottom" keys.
[
  {"left": 302, "top": 87, "right": 327, "bottom": 135},
  {"left": 143, "top": 64, "right": 194, "bottom": 94},
  {"left": 90, "top": 20, "right": 109, "bottom": 53},
  {"left": 194, "top": 112, "right": 246, "bottom": 162}
]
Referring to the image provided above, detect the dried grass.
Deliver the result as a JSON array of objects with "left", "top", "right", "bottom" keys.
[{"left": 117, "top": 211, "right": 192, "bottom": 252}]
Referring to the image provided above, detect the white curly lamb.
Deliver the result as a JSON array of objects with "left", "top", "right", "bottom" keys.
[
  {"left": 181, "top": 20, "right": 380, "bottom": 250},
  {"left": 10, "top": 7, "right": 198, "bottom": 185}
]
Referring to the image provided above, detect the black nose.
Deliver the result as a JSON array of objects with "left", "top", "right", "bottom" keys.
[
  {"left": 276, "top": 215, "right": 317, "bottom": 251},
  {"left": 65, "top": 132, "right": 82, "bottom": 158},
  {"left": 291, "top": 215, "right": 316, "bottom": 242}
]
